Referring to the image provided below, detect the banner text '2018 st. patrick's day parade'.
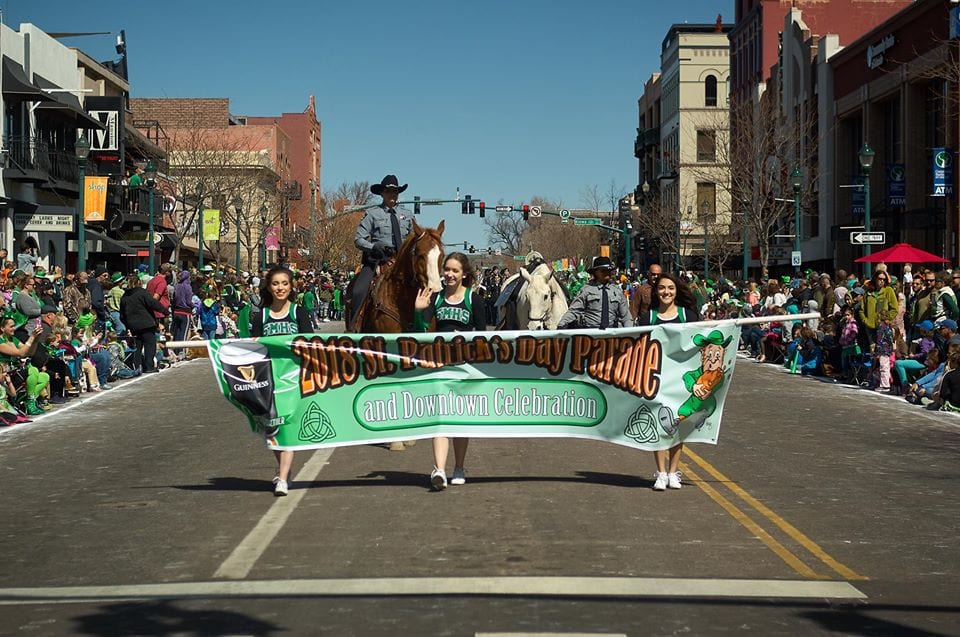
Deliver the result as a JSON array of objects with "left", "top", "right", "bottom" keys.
[{"left": 210, "top": 324, "right": 741, "bottom": 452}]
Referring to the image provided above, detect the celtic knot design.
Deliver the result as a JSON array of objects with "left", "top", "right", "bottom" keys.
[
  {"left": 299, "top": 403, "right": 336, "bottom": 443},
  {"left": 623, "top": 405, "right": 659, "bottom": 444}
]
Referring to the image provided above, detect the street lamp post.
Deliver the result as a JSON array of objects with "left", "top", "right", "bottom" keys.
[
  {"left": 145, "top": 159, "right": 158, "bottom": 273},
  {"left": 197, "top": 184, "right": 205, "bottom": 270},
  {"left": 701, "top": 200, "right": 710, "bottom": 278},
  {"left": 858, "top": 144, "right": 876, "bottom": 277},
  {"left": 233, "top": 198, "right": 242, "bottom": 274},
  {"left": 790, "top": 166, "right": 803, "bottom": 271},
  {"left": 259, "top": 204, "right": 267, "bottom": 271},
  {"left": 75, "top": 136, "right": 91, "bottom": 272},
  {"left": 624, "top": 219, "right": 632, "bottom": 275}
]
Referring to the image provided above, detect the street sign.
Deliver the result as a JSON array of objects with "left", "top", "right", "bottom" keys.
[
  {"left": 850, "top": 231, "right": 885, "bottom": 245},
  {"left": 530, "top": 205, "right": 542, "bottom": 218},
  {"left": 791, "top": 251, "right": 802, "bottom": 267},
  {"left": 560, "top": 209, "right": 570, "bottom": 224},
  {"left": 513, "top": 255, "right": 526, "bottom": 262},
  {"left": 495, "top": 205, "right": 513, "bottom": 213},
  {"left": 574, "top": 218, "right": 601, "bottom": 226}
]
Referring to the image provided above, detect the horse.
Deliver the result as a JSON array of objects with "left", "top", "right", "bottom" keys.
[
  {"left": 497, "top": 262, "right": 569, "bottom": 330},
  {"left": 353, "top": 219, "right": 445, "bottom": 333}
]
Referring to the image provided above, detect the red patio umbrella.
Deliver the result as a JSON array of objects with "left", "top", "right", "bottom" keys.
[{"left": 854, "top": 243, "right": 949, "bottom": 264}]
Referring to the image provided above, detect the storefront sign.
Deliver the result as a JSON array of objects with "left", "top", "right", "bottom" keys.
[
  {"left": 867, "top": 34, "right": 895, "bottom": 69},
  {"left": 13, "top": 213, "right": 74, "bottom": 233}
]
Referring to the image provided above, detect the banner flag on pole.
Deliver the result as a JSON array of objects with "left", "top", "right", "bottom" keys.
[
  {"left": 207, "top": 323, "right": 742, "bottom": 452},
  {"left": 83, "top": 176, "right": 108, "bottom": 221},
  {"left": 203, "top": 209, "right": 221, "bottom": 241}
]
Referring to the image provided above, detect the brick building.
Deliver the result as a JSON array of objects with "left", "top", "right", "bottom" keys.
[
  {"left": 245, "top": 95, "right": 322, "bottom": 267},
  {"left": 129, "top": 97, "right": 296, "bottom": 269}
]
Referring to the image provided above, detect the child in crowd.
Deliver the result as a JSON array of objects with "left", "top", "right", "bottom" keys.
[
  {"left": 874, "top": 310, "right": 895, "bottom": 392},
  {"left": 839, "top": 305, "right": 860, "bottom": 380}
]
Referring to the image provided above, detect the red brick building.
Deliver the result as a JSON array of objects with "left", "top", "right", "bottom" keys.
[
  {"left": 246, "top": 95, "right": 322, "bottom": 266},
  {"left": 730, "top": 0, "right": 912, "bottom": 102},
  {"left": 829, "top": 0, "right": 957, "bottom": 264}
]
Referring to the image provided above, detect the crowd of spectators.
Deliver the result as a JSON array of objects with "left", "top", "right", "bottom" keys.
[
  {"left": 613, "top": 264, "right": 959, "bottom": 413},
  {"left": 0, "top": 259, "right": 358, "bottom": 422}
]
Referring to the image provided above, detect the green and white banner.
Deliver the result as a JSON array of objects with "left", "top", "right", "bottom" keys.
[{"left": 208, "top": 323, "right": 742, "bottom": 452}]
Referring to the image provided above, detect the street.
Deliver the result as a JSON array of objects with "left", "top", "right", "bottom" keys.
[{"left": 1, "top": 324, "right": 958, "bottom": 636}]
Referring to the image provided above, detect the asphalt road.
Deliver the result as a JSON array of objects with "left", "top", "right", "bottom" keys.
[{"left": 1, "top": 322, "right": 958, "bottom": 636}]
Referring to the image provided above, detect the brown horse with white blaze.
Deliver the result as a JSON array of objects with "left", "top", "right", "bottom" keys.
[{"left": 356, "top": 219, "right": 445, "bottom": 333}]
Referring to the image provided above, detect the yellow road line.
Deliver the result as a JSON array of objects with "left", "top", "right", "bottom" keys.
[
  {"left": 679, "top": 463, "right": 828, "bottom": 580},
  {"left": 684, "top": 448, "right": 868, "bottom": 581}
]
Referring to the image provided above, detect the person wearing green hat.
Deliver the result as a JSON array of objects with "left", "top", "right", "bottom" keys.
[{"left": 106, "top": 272, "right": 126, "bottom": 335}]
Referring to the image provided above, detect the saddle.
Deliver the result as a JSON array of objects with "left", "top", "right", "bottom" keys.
[{"left": 347, "top": 257, "right": 397, "bottom": 332}]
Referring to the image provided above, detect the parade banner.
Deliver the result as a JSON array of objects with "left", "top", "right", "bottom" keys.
[
  {"left": 83, "top": 176, "right": 108, "bottom": 222},
  {"left": 207, "top": 323, "right": 742, "bottom": 452},
  {"left": 203, "top": 209, "right": 221, "bottom": 241}
]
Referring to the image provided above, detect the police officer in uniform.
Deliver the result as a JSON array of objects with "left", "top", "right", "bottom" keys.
[
  {"left": 557, "top": 256, "right": 632, "bottom": 329},
  {"left": 349, "top": 174, "right": 414, "bottom": 326}
]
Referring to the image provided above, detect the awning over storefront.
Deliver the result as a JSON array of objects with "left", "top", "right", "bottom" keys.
[
  {"left": 84, "top": 229, "right": 136, "bottom": 255},
  {"left": 1, "top": 57, "right": 55, "bottom": 102},
  {"left": 33, "top": 76, "right": 106, "bottom": 130}
]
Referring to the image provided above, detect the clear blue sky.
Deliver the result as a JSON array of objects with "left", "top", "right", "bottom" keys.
[{"left": 6, "top": 0, "right": 730, "bottom": 247}]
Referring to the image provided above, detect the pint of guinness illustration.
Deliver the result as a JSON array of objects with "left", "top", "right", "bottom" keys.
[{"left": 219, "top": 342, "right": 277, "bottom": 423}]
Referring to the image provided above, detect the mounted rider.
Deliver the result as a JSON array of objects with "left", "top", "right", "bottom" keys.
[{"left": 349, "top": 174, "right": 414, "bottom": 327}]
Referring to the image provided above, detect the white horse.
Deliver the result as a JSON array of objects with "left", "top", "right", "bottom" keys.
[{"left": 499, "top": 263, "right": 569, "bottom": 330}]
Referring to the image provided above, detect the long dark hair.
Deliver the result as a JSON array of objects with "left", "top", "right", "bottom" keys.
[
  {"left": 444, "top": 252, "right": 476, "bottom": 287},
  {"left": 260, "top": 266, "right": 294, "bottom": 307},
  {"left": 656, "top": 272, "right": 700, "bottom": 319}
]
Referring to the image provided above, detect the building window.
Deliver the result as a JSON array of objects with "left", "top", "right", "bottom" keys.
[
  {"left": 705, "top": 75, "right": 718, "bottom": 107},
  {"left": 696, "top": 183, "right": 716, "bottom": 222},
  {"left": 697, "top": 130, "right": 717, "bottom": 162}
]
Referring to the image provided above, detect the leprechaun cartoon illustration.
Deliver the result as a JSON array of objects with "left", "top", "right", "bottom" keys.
[{"left": 658, "top": 330, "right": 732, "bottom": 436}]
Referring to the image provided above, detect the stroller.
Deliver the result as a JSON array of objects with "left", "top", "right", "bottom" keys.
[{"left": 106, "top": 339, "right": 140, "bottom": 379}]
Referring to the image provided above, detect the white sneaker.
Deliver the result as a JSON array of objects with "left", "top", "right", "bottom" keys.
[
  {"left": 451, "top": 467, "right": 466, "bottom": 485},
  {"left": 274, "top": 479, "right": 288, "bottom": 496},
  {"left": 667, "top": 471, "right": 682, "bottom": 489},
  {"left": 430, "top": 468, "right": 447, "bottom": 491},
  {"left": 652, "top": 472, "right": 668, "bottom": 491}
]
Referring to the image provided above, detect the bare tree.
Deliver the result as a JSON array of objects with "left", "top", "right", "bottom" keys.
[
  {"left": 727, "top": 96, "right": 819, "bottom": 278},
  {"left": 484, "top": 206, "right": 527, "bottom": 255},
  {"left": 310, "top": 181, "right": 372, "bottom": 270},
  {"left": 162, "top": 127, "right": 284, "bottom": 269}
]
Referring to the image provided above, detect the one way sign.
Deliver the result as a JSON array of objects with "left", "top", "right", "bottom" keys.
[{"left": 850, "top": 231, "right": 885, "bottom": 245}]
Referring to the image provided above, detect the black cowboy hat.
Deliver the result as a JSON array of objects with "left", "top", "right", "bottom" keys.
[
  {"left": 370, "top": 174, "right": 408, "bottom": 196},
  {"left": 587, "top": 256, "right": 616, "bottom": 272}
]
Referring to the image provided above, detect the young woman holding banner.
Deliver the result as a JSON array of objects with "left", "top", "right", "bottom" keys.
[
  {"left": 250, "top": 266, "right": 313, "bottom": 496},
  {"left": 638, "top": 273, "right": 701, "bottom": 491},
  {"left": 414, "top": 252, "right": 487, "bottom": 491}
]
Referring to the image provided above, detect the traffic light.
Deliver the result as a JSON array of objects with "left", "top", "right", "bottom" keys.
[
  {"left": 479, "top": 201, "right": 485, "bottom": 218},
  {"left": 468, "top": 195, "right": 476, "bottom": 215},
  {"left": 635, "top": 234, "right": 646, "bottom": 251},
  {"left": 469, "top": 245, "right": 476, "bottom": 253},
  {"left": 461, "top": 199, "right": 468, "bottom": 215},
  {"left": 463, "top": 242, "right": 468, "bottom": 250},
  {"left": 414, "top": 195, "right": 421, "bottom": 215},
  {"left": 522, "top": 205, "right": 529, "bottom": 220}
]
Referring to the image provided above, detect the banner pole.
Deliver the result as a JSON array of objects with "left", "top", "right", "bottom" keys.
[{"left": 161, "top": 313, "right": 820, "bottom": 351}]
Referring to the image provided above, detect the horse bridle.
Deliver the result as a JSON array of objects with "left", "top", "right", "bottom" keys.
[
  {"left": 369, "top": 231, "right": 436, "bottom": 328},
  {"left": 526, "top": 270, "right": 559, "bottom": 329}
]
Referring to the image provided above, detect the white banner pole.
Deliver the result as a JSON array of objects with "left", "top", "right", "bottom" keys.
[{"left": 161, "top": 313, "right": 820, "bottom": 351}]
